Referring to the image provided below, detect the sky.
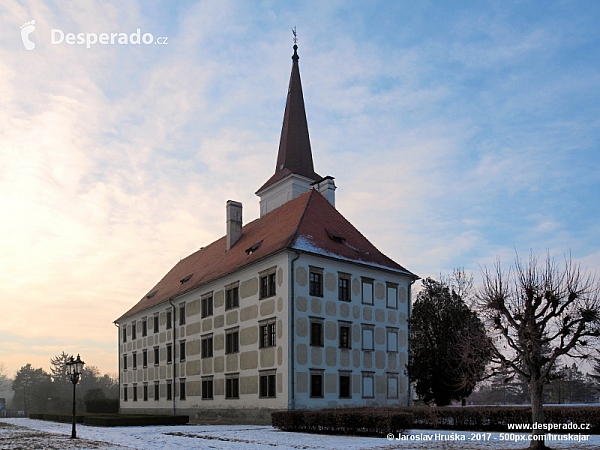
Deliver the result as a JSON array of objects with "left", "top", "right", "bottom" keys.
[{"left": 1, "top": 1, "right": 600, "bottom": 378}]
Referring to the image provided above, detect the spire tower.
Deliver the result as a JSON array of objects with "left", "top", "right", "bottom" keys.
[{"left": 257, "top": 41, "right": 334, "bottom": 216}]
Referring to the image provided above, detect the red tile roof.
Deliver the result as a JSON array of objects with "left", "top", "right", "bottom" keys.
[{"left": 116, "top": 190, "right": 416, "bottom": 321}]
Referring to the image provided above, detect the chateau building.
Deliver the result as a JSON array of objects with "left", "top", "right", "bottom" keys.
[{"left": 114, "top": 44, "right": 418, "bottom": 422}]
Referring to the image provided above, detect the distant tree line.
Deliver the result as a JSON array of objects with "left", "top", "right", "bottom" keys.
[{"left": 7, "top": 352, "right": 118, "bottom": 414}]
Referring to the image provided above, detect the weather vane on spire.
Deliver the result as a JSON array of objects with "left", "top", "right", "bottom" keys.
[{"left": 292, "top": 27, "right": 297, "bottom": 45}]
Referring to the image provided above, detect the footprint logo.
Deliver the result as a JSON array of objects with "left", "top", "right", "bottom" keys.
[{"left": 20, "top": 20, "right": 36, "bottom": 50}]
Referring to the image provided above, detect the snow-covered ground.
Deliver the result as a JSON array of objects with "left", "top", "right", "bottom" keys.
[{"left": 0, "top": 419, "right": 598, "bottom": 449}]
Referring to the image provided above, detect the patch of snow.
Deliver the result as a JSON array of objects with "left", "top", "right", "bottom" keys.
[
  {"left": 292, "top": 236, "right": 412, "bottom": 275},
  {"left": 1, "top": 419, "right": 598, "bottom": 450}
]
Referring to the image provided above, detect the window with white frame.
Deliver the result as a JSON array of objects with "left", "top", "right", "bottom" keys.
[
  {"left": 362, "top": 278, "right": 374, "bottom": 305},
  {"left": 201, "top": 293, "right": 213, "bottom": 318},
  {"left": 386, "top": 283, "right": 398, "bottom": 309},
  {"left": 179, "top": 304, "right": 186, "bottom": 325},
  {"left": 362, "top": 325, "right": 374, "bottom": 351},
  {"left": 310, "top": 370, "right": 324, "bottom": 398},
  {"left": 180, "top": 340, "right": 186, "bottom": 362},
  {"left": 387, "top": 327, "right": 399, "bottom": 352},
  {"left": 338, "top": 273, "right": 351, "bottom": 302},
  {"left": 259, "top": 370, "right": 276, "bottom": 398},
  {"left": 362, "top": 372, "right": 374, "bottom": 398},
  {"left": 259, "top": 318, "right": 276, "bottom": 348},
  {"left": 225, "top": 373, "right": 239, "bottom": 399},
  {"left": 225, "top": 328, "right": 239, "bottom": 354},
  {"left": 310, "top": 318, "right": 324, "bottom": 347},
  {"left": 202, "top": 376, "right": 213, "bottom": 399},
  {"left": 225, "top": 284, "right": 239, "bottom": 310},
  {"left": 309, "top": 267, "right": 324, "bottom": 297},
  {"left": 339, "top": 371, "right": 351, "bottom": 398},
  {"left": 180, "top": 378, "right": 186, "bottom": 400},
  {"left": 339, "top": 321, "right": 351, "bottom": 349},
  {"left": 387, "top": 373, "right": 399, "bottom": 399},
  {"left": 201, "top": 334, "right": 213, "bottom": 358},
  {"left": 166, "top": 380, "right": 172, "bottom": 400},
  {"left": 259, "top": 269, "right": 276, "bottom": 299}
]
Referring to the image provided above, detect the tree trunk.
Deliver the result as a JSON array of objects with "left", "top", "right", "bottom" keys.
[{"left": 529, "top": 378, "right": 547, "bottom": 450}]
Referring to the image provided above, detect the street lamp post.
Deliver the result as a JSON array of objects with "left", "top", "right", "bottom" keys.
[{"left": 66, "top": 354, "right": 85, "bottom": 439}]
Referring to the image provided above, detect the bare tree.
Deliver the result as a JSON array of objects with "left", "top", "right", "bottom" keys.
[{"left": 477, "top": 252, "right": 600, "bottom": 449}]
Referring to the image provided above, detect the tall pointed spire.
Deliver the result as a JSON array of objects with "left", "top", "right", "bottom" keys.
[
  {"left": 257, "top": 42, "right": 321, "bottom": 195},
  {"left": 257, "top": 40, "right": 334, "bottom": 217},
  {"left": 275, "top": 43, "right": 320, "bottom": 180}
]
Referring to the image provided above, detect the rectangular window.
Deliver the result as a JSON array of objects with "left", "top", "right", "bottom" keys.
[
  {"left": 179, "top": 304, "right": 186, "bottom": 325},
  {"left": 123, "top": 385, "right": 128, "bottom": 402},
  {"left": 201, "top": 294, "right": 213, "bottom": 318},
  {"left": 154, "top": 381, "right": 159, "bottom": 401},
  {"left": 122, "top": 326, "right": 127, "bottom": 343},
  {"left": 362, "top": 325, "right": 374, "bottom": 351},
  {"left": 259, "top": 319, "right": 276, "bottom": 348},
  {"left": 310, "top": 370, "right": 324, "bottom": 398},
  {"left": 166, "top": 310, "right": 172, "bottom": 329},
  {"left": 166, "top": 380, "right": 172, "bottom": 401},
  {"left": 387, "top": 374, "right": 399, "bottom": 399},
  {"left": 142, "top": 349, "right": 148, "bottom": 368},
  {"left": 180, "top": 378, "right": 186, "bottom": 401},
  {"left": 154, "top": 347, "right": 159, "bottom": 366},
  {"left": 225, "top": 285, "right": 239, "bottom": 310},
  {"left": 309, "top": 268, "right": 323, "bottom": 297},
  {"left": 131, "top": 321, "right": 137, "bottom": 339},
  {"left": 387, "top": 328, "right": 399, "bottom": 353},
  {"left": 225, "top": 329, "right": 239, "bottom": 354},
  {"left": 142, "top": 318, "right": 147, "bottom": 337},
  {"left": 201, "top": 335, "right": 213, "bottom": 358},
  {"left": 153, "top": 314, "right": 159, "bottom": 333},
  {"left": 362, "top": 372, "right": 374, "bottom": 398},
  {"left": 133, "top": 383, "right": 138, "bottom": 402},
  {"left": 310, "top": 318, "right": 324, "bottom": 347},
  {"left": 143, "top": 383, "right": 148, "bottom": 401},
  {"left": 339, "top": 322, "right": 351, "bottom": 349},
  {"left": 202, "top": 376, "right": 213, "bottom": 400},
  {"left": 132, "top": 352, "right": 137, "bottom": 370},
  {"left": 362, "top": 278, "right": 374, "bottom": 305},
  {"left": 339, "top": 371, "right": 351, "bottom": 399},
  {"left": 167, "top": 344, "right": 172, "bottom": 364},
  {"left": 338, "top": 274, "right": 351, "bottom": 302},
  {"left": 225, "top": 374, "right": 240, "bottom": 399},
  {"left": 122, "top": 354, "right": 128, "bottom": 371},
  {"left": 259, "top": 371, "right": 276, "bottom": 398},
  {"left": 260, "top": 270, "right": 276, "bottom": 299},
  {"left": 386, "top": 283, "right": 398, "bottom": 309},
  {"left": 180, "top": 340, "right": 186, "bottom": 362}
]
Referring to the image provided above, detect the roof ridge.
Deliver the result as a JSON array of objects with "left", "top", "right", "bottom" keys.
[{"left": 286, "top": 189, "right": 318, "bottom": 249}]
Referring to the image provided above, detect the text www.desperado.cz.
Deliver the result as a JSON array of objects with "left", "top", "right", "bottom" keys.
[{"left": 508, "top": 422, "right": 591, "bottom": 431}]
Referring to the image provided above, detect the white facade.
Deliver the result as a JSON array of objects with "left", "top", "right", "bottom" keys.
[{"left": 117, "top": 249, "right": 412, "bottom": 421}]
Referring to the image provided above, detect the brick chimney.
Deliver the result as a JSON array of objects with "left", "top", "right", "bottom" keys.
[{"left": 226, "top": 200, "right": 243, "bottom": 250}]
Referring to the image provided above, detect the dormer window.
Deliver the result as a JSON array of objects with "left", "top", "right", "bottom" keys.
[
  {"left": 245, "top": 241, "right": 263, "bottom": 255},
  {"left": 326, "top": 229, "right": 346, "bottom": 244}
]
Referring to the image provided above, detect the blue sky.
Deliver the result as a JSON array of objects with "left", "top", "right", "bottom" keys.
[{"left": 1, "top": 1, "right": 600, "bottom": 377}]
